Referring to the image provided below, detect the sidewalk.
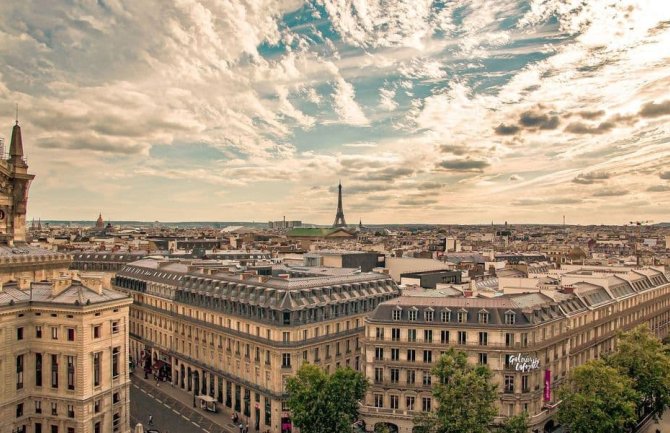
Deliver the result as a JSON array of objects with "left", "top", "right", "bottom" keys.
[{"left": 131, "top": 372, "right": 251, "bottom": 433}]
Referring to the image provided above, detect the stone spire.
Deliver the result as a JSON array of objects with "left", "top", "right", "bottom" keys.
[
  {"left": 332, "top": 181, "right": 347, "bottom": 228},
  {"left": 9, "top": 119, "right": 26, "bottom": 165}
]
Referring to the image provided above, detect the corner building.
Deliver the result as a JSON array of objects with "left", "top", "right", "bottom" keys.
[
  {"left": 361, "top": 267, "right": 670, "bottom": 433},
  {"left": 0, "top": 279, "right": 133, "bottom": 433},
  {"left": 113, "top": 259, "right": 399, "bottom": 432}
]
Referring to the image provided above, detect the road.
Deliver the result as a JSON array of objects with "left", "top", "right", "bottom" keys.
[
  {"left": 642, "top": 415, "right": 670, "bottom": 433},
  {"left": 130, "top": 381, "right": 232, "bottom": 433}
]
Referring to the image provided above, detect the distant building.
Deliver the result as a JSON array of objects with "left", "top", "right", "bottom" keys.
[
  {"left": 286, "top": 227, "right": 354, "bottom": 248},
  {"left": 268, "top": 219, "right": 302, "bottom": 229},
  {"left": 304, "top": 250, "right": 385, "bottom": 272},
  {"left": 332, "top": 182, "right": 347, "bottom": 228},
  {"left": 95, "top": 213, "right": 104, "bottom": 229},
  {"left": 399, "top": 270, "right": 462, "bottom": 288}
]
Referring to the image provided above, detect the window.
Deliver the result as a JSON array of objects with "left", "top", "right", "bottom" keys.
[
  {"left": 94, "top": 400, "right": 101, "bottom": 413},
  {"left": 505, "top": 333, "right": 515, "bottom": 347},
  {"left": 36, "top": 424, "right": 42, "bottom": 433},
  {"left": 36, "top": 326, "right": 42, "bottom": 338},
  {"left": 35, "top": 352, "right": 43, "bottom": 387},
  {"left": 51, "top": 327, "right": 58, "bottom": 340},
  {"left": 441, "top": 310, "right": 451, "bottom": 322},
  {"left": 94, "top": 422, "right": 101, "bottom": 433},
  {"left": 408, "top": 329, "right": 416, "bottom": 342},
  {"left": 281, "top": 353, "right": 291, "bottom": 368},
  {"left": 16, "top": 354, "right": 24, "bottom": 389},
  {"left": 457, "top": 311, "right": 467, "bottom": 323},
  {"left": 374, "top": 394, "right": 383, "bottom": 408},
  {"left": 440, "top": 330, "right": 450, "bottom": 344},
  {"left": 407, "top": 369, "right": 416, "bottom": 384},
  {"left": 424, "top": 330, "right": 433, "bottom": 343},
  {"left": 113, "top": 413, "right": 121, "bottom": 432},
  {"left": 422, "top": 371, "right": 432, "bottom": 386},
  {"left": 521, "top": 332, "right": 529, "bottom": 347},
  {"left": 93, "top": 352, "right": 101, "bottom": 387},
  {"left": 112, "top": 321, "right": 120, "bottom": 333},
  {"left": 392, "top": 309, "right": 402, "bottom": 321},
  {"left": 390, "top": 368, "right": 399, "bottom": 383},
  {"left": 423, "top": 350, "right": 432, "bottom": 363},
  {"left": 17, "top": 327, "right": 24, "bottom": 340},
  {"left": 51, "top": 355, "right": 59, "bottom": 388},
  {"left": 35, "top": 400, "right": 42, "bottom": 414},
  {"left": 51, "top": 402, "right": 58, "bottom": 416},
  {"left": 391, "top": 328, "right": 400, "bottom": 341},
  {"left": 113, "top": 392, "right": 120, "bottom": 404},
  {"left": 16, "top": 402, "right": 23, "bottom": 418},
  {"left": 374, "top": 368, "right": 384, "bottom": 383},
  {"left": 375, "top": 347, "right": 384, "bottom": 360},
  {"left": 112, "top": 347, "right": 120, "bottom": 377},
  {"left": 408, "top": 309, "right": 417, "bottom": 321},
  {"left": 504, "top": 375, "right": 515, "bottom": 393},
  {"left": 67, "top": 328, "right": 75, "bottom": 341},
  {"left": 93, "top": 325, "right": 101, "bottom": 339},
  {"left": 282, "top": 332, "right": 290, "bottom": 342},
  {"left": 391, "top": 348, "right": 400, "bottom": 361},
  {"left": 407, "top": 349, "right": 416, "bottom": 362},
  {"left": 505, "top": 312, "right": 516, "bottom": 325},
  {"left": 375, "top": 327, "right": 384, "bottom": 340},
  {"left": 424, "top": 310, "right": 434, "bottom": 321},
  {"left": 522, "top": 375, "right": 529, "bottom": 392},
  {"left": 422, "top": 397, "right": 432, "bottom": 412},
  {"left": 478, "top": 311, "right": 489, "bottom": 324},
  {"left": 390, "top": 395, "right": 399, "bottom": 410},
  {"left": 67, "top": 405, "right": 74, "bottom": 418},
  {"left": 458, "top": 331, "right": 467, "bottom": 345},
  {"left": 406, "top": 396, "right": 415, "bottom": 411},
  {"left": 68, "top": 429, "right": 74, "bottom": 433},
  {"left": 67, "top": 356, "right": 75, "bottom": 390},
  {"left": 479, "top": 332, "right": 488, "bottom": 346},
  {"left": 51, "top": 426, "right": 58, "bottom": 433}
]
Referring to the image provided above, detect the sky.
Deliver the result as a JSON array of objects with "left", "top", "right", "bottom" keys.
[{"left": 0, "top": 0, "right": 669, "bottom": 225}]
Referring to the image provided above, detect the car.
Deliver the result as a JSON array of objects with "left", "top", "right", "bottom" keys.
[{"left": 146, "top": 430, "right": 160, "bottom": 433}]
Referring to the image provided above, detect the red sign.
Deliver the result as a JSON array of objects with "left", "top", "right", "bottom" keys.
[{"left": 544, "top": 369, "right": 551, "bottom": 402}]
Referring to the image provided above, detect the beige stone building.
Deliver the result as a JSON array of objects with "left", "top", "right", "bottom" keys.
[
  {"left": 361, "top": 266, "right": 670, "bottom": 433},
  {"left": 113, "top": 259, "right": 399, "bottom": 432},
  {"left": 0, "top": 120, "right": 133, "bottom": 433},
  {"left": 0, "top": 278, "right": 133, "bottom": 433}
]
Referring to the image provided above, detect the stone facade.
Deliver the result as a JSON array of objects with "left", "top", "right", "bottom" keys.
[
  {"left": 113, "top": 258, "right": 400, "bottom": 433},
  {"left": 361, "top": 267, "right": 670, "bottom": 433}
]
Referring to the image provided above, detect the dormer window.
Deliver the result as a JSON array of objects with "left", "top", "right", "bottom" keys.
[
  {"left": 392, "top": 308, "right": 402, "bottom": 321},
  {"left": 478, "top": 311, "right": 489, "bottom": 324},
  {"left": 408, "top": 309, "right": 417, "bottom": 321},
  {"left": 441, "top": 310, "right": 451, "bottom": 323},
  {"left": 457, "top": 310, "right": 468, "bottom": 323},
  {"left": 505, "top": 311, "right": 516, "bottom": 325},
  {"left": 424, "top": 310, "right": 434, "bottom": 322}
]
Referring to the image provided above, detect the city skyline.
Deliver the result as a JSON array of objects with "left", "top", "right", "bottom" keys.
[{"left": 1, "top": 1, "right": 669, "bottom": 224}]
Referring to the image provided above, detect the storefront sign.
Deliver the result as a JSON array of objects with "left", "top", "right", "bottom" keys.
[
  {"left": 544, "top": 369, "right": 551, "bottom": 402},
  {"left": 508, "top": 353, "right": 540, "bottom": 372}
]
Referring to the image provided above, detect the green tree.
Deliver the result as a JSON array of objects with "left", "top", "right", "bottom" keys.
[
  {"left": 414, "top": 348, "right": 498, "bottom": 433},
  {"left": 557, "top": 360, "right": 638, "bottom": 433},
  {"left": 498, "top": 412, "right": 529, "bottom": 433},
  {"left": 606, "top": 325, "right": 670, "bottom": 419},
  {"left": 286, "top": 364, "right": 368, "bottom": 433}
]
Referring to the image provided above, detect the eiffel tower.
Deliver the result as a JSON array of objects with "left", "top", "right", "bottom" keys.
[{"left": 332, "top": 181, "right": 347, "bottom": 228}]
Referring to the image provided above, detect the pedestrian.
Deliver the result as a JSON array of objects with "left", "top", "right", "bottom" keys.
[
  {"left": 238, "top": 422, "right": 244, "bottom": 433},
  {"left": 245, "top": 422, "right": 249, "bottom": 433},
  {"left": 148, "top": 415, "right": 153, "bottom": 426},
  {"left": 156, "top": 377, "right": 160, "bottom": 387}
]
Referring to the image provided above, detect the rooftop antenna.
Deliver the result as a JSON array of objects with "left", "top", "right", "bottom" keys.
[{"left": 15, "top": 103, "right": 18, "bottom": 124}]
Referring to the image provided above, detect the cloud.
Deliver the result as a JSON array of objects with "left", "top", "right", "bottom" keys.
[
  {"left": 332, "top": 78, "right": 369, "bottom": 126},
  {"left": 578, "top": 110, "right": 606, "bottom": 119},
  {"left": 437, "top": 159, "right": 490, "bottom": 172},
  {"left": 378, "top": 87, "right": 398, "bottom": 111},
  {"left": 647, "top": 185, "right": 670, "bottom": 192},
  {"left": 398, "top": 197, "right": 439, "bottom": 206},
  {"left": 511, "top": 197, "right": 582, "bottom": 206},
  {"left": 660, "top": 171, "right": 670, "bottom": 180},
  {"left": 440, "top": 144, "right": 469, "bottom": 156},
  {"left": 519, "top": 110, "right": 560, "bottom": 130},
  {"left": 509, "top": 174, "right": 523, "bottom": 181},
  {"left": 494, "top": 123, "right": 521, "bottom": 135},
  {"left": 572, "top": 171, "right": 611, "bottom": 184},
  {"left": 363, "top": 167, "right": 415, "bottom": 181},
  {"left": 639, "top": 100, "right": 670, "bottom": 118},
  {"left": 565, "top": 121, "right": 616, "bottom": 135},
  {"left": 593, "top": 188, "right": 629, "bottom": 197}
]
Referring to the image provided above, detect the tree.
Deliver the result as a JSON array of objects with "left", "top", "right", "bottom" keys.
[
  {"left": 286, "top": 363, "right": 368, "bottom": 433},
  {"left": 414, "top": 348, "right": 498, "bottom": 433},
  {"left": 498, "top": 412, "right": 529, "bottom": 433},
  {"left": 606, "top": 325, "right": 670, "bottom": 419},
  {"left": 557, "top": 360, "right": 638, "bottom": 433}
]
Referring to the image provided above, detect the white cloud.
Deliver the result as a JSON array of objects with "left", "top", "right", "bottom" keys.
[{"left": 331, "top": 77, "right": 369, "bottom": 126}]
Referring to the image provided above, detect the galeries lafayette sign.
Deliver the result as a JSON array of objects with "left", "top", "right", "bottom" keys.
[{"left": 509, "top": 354, "right": 540, "bottom": 372}]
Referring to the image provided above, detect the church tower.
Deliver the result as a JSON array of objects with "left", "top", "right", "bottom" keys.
[
  {"left": 332, "top": 181, "right": 347, "bottom": 228},
  {"left": 0, "top": 118, "right": 35, "bottom": 245}
]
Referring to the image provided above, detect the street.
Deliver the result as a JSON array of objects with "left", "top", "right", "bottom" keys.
[
  {"left": 643, "top": 414, "right": 670, "bottom": 433},
  {"left": 130, "top": 380, "right": 233, "bottom": 433}
]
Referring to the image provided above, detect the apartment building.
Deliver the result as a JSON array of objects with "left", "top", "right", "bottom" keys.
[
  {"left": 0, "top": 277, "right": 133, "bottom": 433},
  {"left": 361, "top": 266, "right": 670, "bottom": 433},
  {"left": 112, "top": 258, "right": 400, "bottom": 433}
]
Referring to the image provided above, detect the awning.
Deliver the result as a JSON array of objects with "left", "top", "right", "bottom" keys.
[{"left": 152, "top": 360, "right": 166, "bottom": 370}]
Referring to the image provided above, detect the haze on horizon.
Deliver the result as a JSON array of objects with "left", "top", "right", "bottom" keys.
[{"left": 0, "top": 0, "right": 669, "bottom": 225}]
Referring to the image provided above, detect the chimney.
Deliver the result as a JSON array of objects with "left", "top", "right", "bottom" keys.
[{"left": 562, "top": 285, "right": 575, "bottom": 294}]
